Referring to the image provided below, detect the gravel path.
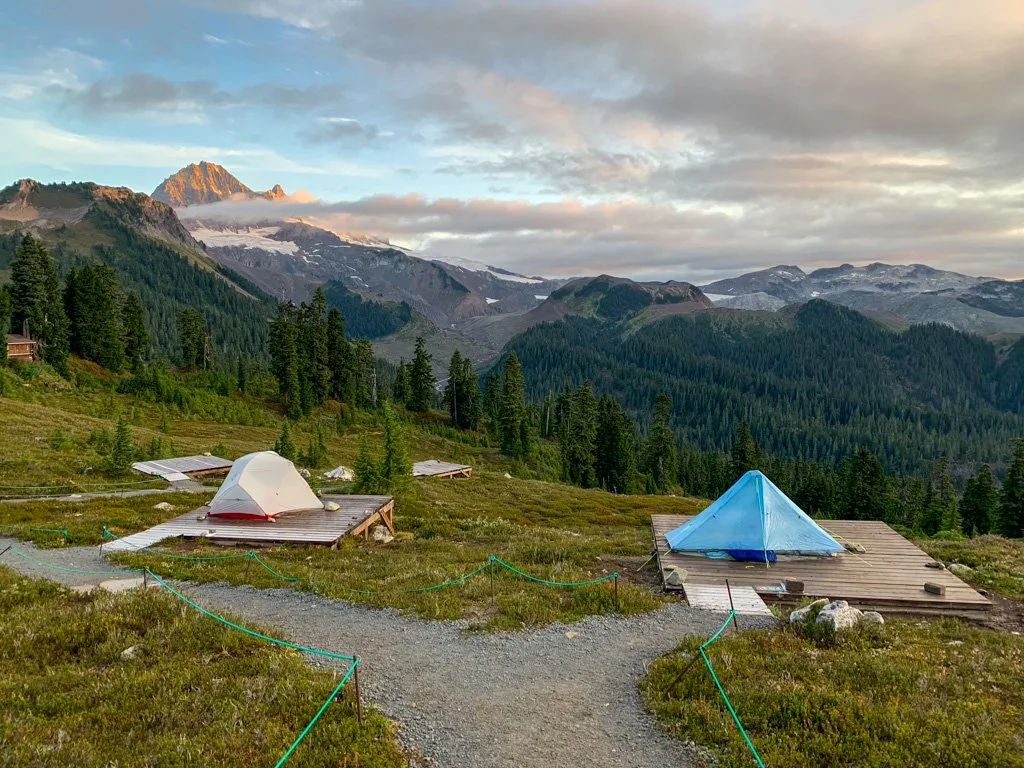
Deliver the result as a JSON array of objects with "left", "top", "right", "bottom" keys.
[{"left": 1, "top": 539, "right": 777, "bottom": 768}]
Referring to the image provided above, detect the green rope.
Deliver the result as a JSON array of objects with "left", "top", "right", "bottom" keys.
[
  {"left": 273, "top": 663, "right": 357, "bottom": 768},
  {"left": 30, "top": 527, "right": 69, "bottom": 538},
  {"left": 253, "top": 554, "right": 305, "bottom": 582},
  {"left": 145, "top": 571, "right": 355, "bottom": 662},
  {"left": 6, "top": 548, "right": 143, "bottom": 576},
  {"left": 101, "top": 528, "right": 252, "bottom": 561},
  {"left": 700, "top": 610, "right": 737, "bottom": 650},
  {"left": 347, "top": 560, "right": 492, "bottom": 595},
  {"left": 491, "top": 556, "right": 618, "bottom": 587}
]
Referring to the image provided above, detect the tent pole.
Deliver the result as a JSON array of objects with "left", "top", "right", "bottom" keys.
[{"left": 725, "top": 579, "right": 739, "bottom": 631}]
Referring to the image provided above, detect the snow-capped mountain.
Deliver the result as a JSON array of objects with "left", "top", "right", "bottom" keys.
[{"left": 702, "top": 263, "right": 1024, "bottom": 336}]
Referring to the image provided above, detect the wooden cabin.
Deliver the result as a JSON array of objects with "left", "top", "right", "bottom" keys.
[{"left": 5, "top": 334, "right": 37, "bottom": 362}]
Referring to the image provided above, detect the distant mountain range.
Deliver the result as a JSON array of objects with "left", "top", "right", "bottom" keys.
[
  {"left": 152, "top": 161, "right": 288, "bottom": 207},
  {"left": 702, "top": 263, "right": 1024, "bottom": 338}
]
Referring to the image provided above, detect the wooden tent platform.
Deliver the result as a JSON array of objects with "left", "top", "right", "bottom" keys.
[
  {"left": 652, "top": 515, "right": 991, "bottom": 619},
  {"left": 103, "top": 495, "right": 394, "bottom": 552},
  {"left": 413, "top": 460, "right": 473, "bottom": 479}
]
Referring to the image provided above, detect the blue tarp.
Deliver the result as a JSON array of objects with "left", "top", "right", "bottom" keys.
[{"left": 665, "top": 470, "right": 843, "bottom": 556}]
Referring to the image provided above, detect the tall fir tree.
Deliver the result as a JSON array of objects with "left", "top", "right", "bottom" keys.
[
  {"left": 408, "top": 336, "right": 435, "bottom": 412},
  {"left": 595, "top": 393, "right": 635, "bottom": 493},
  {"left": 998, "top": 438, "right": 1024, "bottom": 538},
  {"left": 302, "top": 287, "right": 331, "bottom": 408},
  {"left": 498, "top": 352, "right": 529, "bottom": 458},
  {"left": 10, "top": 233, "right": 49, "bottom": 339},
  {"left": 379, "top": 400, "right": 411, "bottom": 490},
  {"left": 842, "top": 447, "right": 891, "bottom": 521},
  {"left": 559, "top": 383, "right": 599, "bottom": 487},
  {"left": 730, "top": 421, "right": 761, "bottom": 481},
  {"left": 443, "top": 350, "right": 479, "bottom": 430},
  {"left": 0, "top": 285, "right": 11, "bottom": 364},
  {"left": 643, "top": 393, "right": 677, "bottom": 493},
  {"left": 393, "top": 359, "right": 412, "bottom": 404},
  {"left": 108, "top": 416, "right": 135, "bottom": 474},
  {"left": 326, "top": 307, "right": 354, "bottom": 404},
  {"left": 273, "top": 422, "right": 298, "bottom": 462},
  {"left": 268, "top": 303, "right": 303, "bottom": 419},
  {"left": 961, "top": 463, "right": 999, "bottom": 536},
  {"left": 352, "top": 339, "right": 376, "bottom": 408},
  {"left": 922, "top": 455, "right": 960, "bottom": 534},
  {"left": 178, "top": 307, "right": 208, "bottom": 370},
  {"left": 68, "top": 263, "right": 125, "bottom": 372},
  {"left": 121, "top": 291, "right": 149, "bottom": 368}
]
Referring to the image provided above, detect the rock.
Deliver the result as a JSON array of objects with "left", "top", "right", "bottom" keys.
[
  {"left": 924, "top": 582, "right": 946, "bottom": 596},
  {"left": 665, "top": 567, "right": 688, "bottom": 587},
  {"left": 503, "top": 472, "right": 512, "bottom": 479},
  {"left": 324, "top": 501, "right": 340, "bottom": 511},
  {"left": 298, "top": 468, "right": 312, "bottom": 479},
  {"left": 925, "top": 561, "right": 945, "bottom": 569},
  {"left": 947, "top": 640, "right": 964, "bottom": 647},
  {"left": 948, "top": 563, "right": 973, "bottom": 577},
  {"left": 861, "top": 611, "right": 885, "bottom": 624},
  {"left": 565, "top": 631, "right": 578, "bottom": 639},
  {"left": 783, "top": 578, "right": 805, "bottom": 594},
  {"left": 815, "top": 600, "right": 863, "bottom": 631},
  {"left": 152, "top": 502, "right": 174, "bottom": 511},
  {"left": 372, "top": 525, "right": 394, "bottom": 544},
  {"left": 788, "top": 598, "right": 829, "bottom": 625},
  {"left": 121, "top": 645, "right": 142, "bottom": 661},
  {"left": 843, "top": 542, "right": 867, "bottom": 554}
]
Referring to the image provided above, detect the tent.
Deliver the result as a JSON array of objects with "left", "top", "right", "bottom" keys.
[
  {"left": 664, "top": 470, "right": 842, "bottom": 560},
  {"left": 208, "top": 451, "right": 323, "bottom": 520}
]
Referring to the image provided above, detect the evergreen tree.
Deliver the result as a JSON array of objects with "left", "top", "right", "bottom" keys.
[
  {"left": 178, "top": 307, "right": 208, "bottom": 370},
  {"left": 326, "top": 307, "right": 354, "bottom": 404},
  {"left": 352, "top": 339, "right": 376, "bottom": 408},
  {"left": 842, "top": 447, "right": 891, "bottom": 521},
  {"left": 393, "top": 360, "right": 411, "bottom": 404},
  {"left": 108, "top": 416, "right": 135, "bottom": 474},
  {"left": 408, "top": 336, "right": 435, "bottom": 412},
  {"left": 236, "top": 357, "right": 248, "bottom": 395},
  {"left": 595, "top": 394, "right": 635, "bottom": 493},
  {"left": 353, "top": 439, "right": 383, "bottom": 493},
  {"left": 443, "top": 350, "right": 479, "bottom": 430},
  {"left": 302, "top": 287, "right": 331, "bottom": 408},
  {"left": 379, "top": 400, "right": 411, "bottom": 490},
  {"left": 498, "top": 352, "right": 528, "bottom": 458},
  {"left": 643, "top": 394, "right": 677, "bottom": 493},
  {"left": 922, "top": 455, "right": 960, "bottom": 534},
  {"left": 482, "top": 370, "right": 503, "bottom": 427},
  {"left": 559, "top": 383, "right": 599, "bottom": 487},
  {"left": 273, "top": 421, "right": 298, "bottom": 462},
  {"left": 730, "top": 421, "right": 761, "bottom": 481},
  {"left": 10, "top": 235, "right": 70, "bottom": 374},
  {"left": 0, "top": 285, "right": 10, "bottom": 364},
  {"left": 998, "top": 438, "right": 1024, "bottom": 538},
  {"left": 121, "top": 291, "right": 149, "bottom": 367},
  {"left": 961, "top": 464, "right": 999, "bottom": 536},
  {"left": 68, "top": 264, "right": 125, "bottom": 372},
  {"left": 301, "top": 422, "right": 329, "bottom": 468},
  {"left": 269, "top": 303, "right": 303, "bottom": 418}
]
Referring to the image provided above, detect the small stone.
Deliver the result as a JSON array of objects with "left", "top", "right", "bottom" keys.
[
  {"left": 503, "top": 472, "right": 512, "bottom": 479},
  {"left": 152, "top": 502, "right": 174, "bottom": 511},
  {"left": 665, "top": 567, "right": 687, "bottom": 587},
  {"left": 372, "top": 524, "right": 394, "bottom": 544},
  {"left": 948, "top": 563, "right": 973, "bottom": 577},
  {"left": 924, "top": 582, "right": 946, "bottom": 596},
  {"left": 815, "top": 600, "right": 863, "bottom": 631},
  {"left": 783, "top": 578, "right": 805, "bottom": 594},
  {"left": 861, "top": 611, "right": 885, "bottom": 624},
  {"left": 565, "top": 631, "right": 578, "bottom": 639},
  {"left": 947, "top": 640, "right": 963, "bottom": 647},
  {"left": 298, "top": 468, "right": 312, "bottom": 479},
  {"left": 121, "top": 645, "right": 142, "bottom": 660},
  {"left": 925, "top": 561, "right": 945, "bottom": 569},
  {"left": 324, "top": 501, "right": 340, "bottom": 511}
]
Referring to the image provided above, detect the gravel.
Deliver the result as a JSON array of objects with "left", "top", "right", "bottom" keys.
[{"left": 1, "top": 539, "right": 778, "bottom": 768}]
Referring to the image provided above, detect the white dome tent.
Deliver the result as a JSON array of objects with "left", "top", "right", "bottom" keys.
[{"left": 207, "top": 451, "right": 323, "bottom": 520}]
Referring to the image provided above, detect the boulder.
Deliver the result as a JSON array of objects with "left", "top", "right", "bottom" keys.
[
  {"left": 121, "top": 645, "right": 142, "bottom": 661},
  {"left": 371, "top": 524, "right": 394, "bottom": 544},
  {"left": 861, "top": 611, "right": 885, "bottom": 624},
  {"left": 324, "top": 501, "right": 340, "bottom": 511},
  {"left": 788, "top": 598, "right": 830, "bottom": 625},
  {"left": 665, "top": 567, "right": 688, "bottom": 587},
  {"left": 815, "top": 600, "right": 863, "bottom": 631},
  {"left": 298, "top": 468, "right": 312, "bottom": 479},
  {"left": 948, "top": 563, "right": 973, "bottom": 577}
]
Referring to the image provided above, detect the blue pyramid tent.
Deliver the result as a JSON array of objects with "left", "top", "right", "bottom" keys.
[{"left": 665, "top": 470, "right": 842, "bottom": 558}]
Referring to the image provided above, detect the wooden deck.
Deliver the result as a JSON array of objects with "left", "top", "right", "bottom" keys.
[
  {"left": 103, "top": 495, "right": 394, "bottom": 552},
  {"left": 413, "top": 460, "right": 473, "bottom": 479},
  {"left": 653, "top": 515, "right": 991, "bottom": 619}
]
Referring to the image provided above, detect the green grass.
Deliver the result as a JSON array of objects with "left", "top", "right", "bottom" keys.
[
  {"left": 642, "top": 617, "right": 1024, "bottom": 768},
  {"left": 106, "top": 474, "right": 695, "bottom": 630},
  {"left": 918, "top": 534, "right": 1024, "bottom": 600},
  {"left": 0, "top": 565, "right": 405, "bottom": 768}
]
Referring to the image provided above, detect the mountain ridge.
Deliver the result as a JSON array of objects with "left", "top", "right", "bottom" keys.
[{"left": 151, "top": 161, "right": 288, "bottom": 207}]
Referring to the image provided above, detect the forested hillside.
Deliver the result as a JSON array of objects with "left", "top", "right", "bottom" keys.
[
  {"left": 322, "top": 280, "right": 413, "bottom": 339},
  {"left": 505, "top": 301, "right": 1024, "bottom": 476}
]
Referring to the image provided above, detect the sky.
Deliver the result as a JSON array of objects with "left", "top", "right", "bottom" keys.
[{"left": 2, "top": 0, "right": 1024, "bottom": 282}]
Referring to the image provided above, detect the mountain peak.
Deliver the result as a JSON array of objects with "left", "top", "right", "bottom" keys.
[{"left": 151, "top": 162, "right": 286, "bottom": 207}]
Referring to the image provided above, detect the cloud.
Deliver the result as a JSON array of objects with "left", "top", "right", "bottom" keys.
[{"left": 303, "top": 116, "right": 382, "bottom": 144}]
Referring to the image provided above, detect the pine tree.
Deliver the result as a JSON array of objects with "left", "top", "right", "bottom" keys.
[
  {"left": 961, "top": 464, "right": 999, "bottom": 536},
  {"left": 236, "top": 357, "right": 248, "bottom": 394},
  {"left": 498, "top": 352, "right": 528, "bottom": 458},
  {"left": 643, "top": 393, "right": 677, "bottom": 493},
  {"left": 121, "top": 291, "right": 149, "bottom": 367},
  {"left": 443, "top": 350, "right": 479, "bottom": 430},
  {"left": 559, "top": 383, "right": 598, "bottom": 487},
  {"left": 408, "top": 336, "right": 435, "bottom": 412},
  {"left": 11, "top": 234, "right": 70, "bottom": 374},
  {"left": 108, "top": 416, "right": 135, "bottom": 474},
  {"left": 353, "top": 440, "right": 383, "bottom": 494},
  {"left": 922, "top": 455, "right": 960, "bottom": 534},
  {"left": 303, "top": 287, "right": 331, "bottom": 407},
  {"left": 326, "top": 307, "right": 354, "bottom": 404},
  {"left": 178, "top": 307, "right": 208, "bottom": 370},
  {"left": 393, "top": 360, "right": 411, "bottom": 404},
  {"left": 352, "top": 339, "right": 376, "bottom": 408},
  {"left": 842, "top": 447, "right": 891, "bottom": 521},
  {"left": 0, "top": 285, "right": 10, "bottom": 364},
  {"left": 998, "top": 439, "right": 1024, "bottom": 538},
  {"left": 379, "top": 400, "right": 411, "bottom": 489},
  {"left": 730, "top": 421, "right": 761, "bottom": 481},
  {"left": 482, "top": 370, "right": 503, "bottom": 427},
  {"left": 595, "top": 393, "right": 635, "bottom": 493},
  {"left": 273, "top": 422, "right": 297, "bottom": 462},
  {"left": 301, "top": 422, "right": 329, "bottom": 468},
  {"left": 444, "top": 350, "right": 464, "bottom": 426},
  {"left": 68, "top": 264, "right": 125, "bottom": 372},
  {"left": 269, "top": 303, "right": 303, "bottom": 418}
]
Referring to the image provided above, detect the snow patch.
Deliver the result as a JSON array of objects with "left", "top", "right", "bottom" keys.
[
  {"left": 485, "top": 297, "right": 500, "bottom": 304},
  {"left": 192, "top": 226, "right": 300, "bottom": 255},
  {"left": 534, "top": 295, "right": 548, "bottom": 301},
  {"left": 430, "top": 254, "right": 544, "bottom": 284}
]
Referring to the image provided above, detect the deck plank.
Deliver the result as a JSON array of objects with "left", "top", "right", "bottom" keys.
[{"left": 652, "top": 515, "right": 990, "bottom": 617}]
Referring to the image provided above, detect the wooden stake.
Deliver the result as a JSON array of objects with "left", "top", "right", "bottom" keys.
[
  {"left": 0, "top": 545, "right": 11, "bottom": 558},
  {"left": 725, "top": 578, "right": 739, "bottom": 631},
  {"left": 664, "top": 652, "right": 703, "bottom": 698},
  {"left": 489, "top": 561, "right": 495, "bottom": 605},
  {"left": 613, "top": 574, "right": 620, "bottom": 612},
  {"left": 353, "top": 658, "right": 363, "bottom": 726}
]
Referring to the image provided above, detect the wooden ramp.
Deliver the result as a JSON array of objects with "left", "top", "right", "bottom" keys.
[
  {"left": 683, "top": 584, "right": 774, "bottom": 617},
  {"left": 413, "top": 460, "right": 473, "bottom": 478},
  {"left": 653, "top": 516, "right": 991, "bottom": 619},
  {"left": 103, "top": 495, "right": 393, "bottom": 552}
]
